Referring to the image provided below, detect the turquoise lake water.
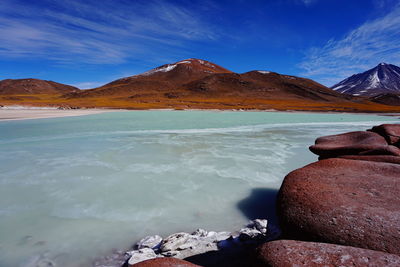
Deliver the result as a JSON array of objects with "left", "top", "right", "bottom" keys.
[{"left": 0, "top": 111, "right": 398, "bottom": 266}]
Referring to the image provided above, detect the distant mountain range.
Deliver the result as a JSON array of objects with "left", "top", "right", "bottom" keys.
[
  {"left": 66, "top": 58, "right": 348, "bottom": 103},
  {"left": 1, "top": 59, "right": 400, "bottom": 112},
  {"left": 332, "top": 63, "right": 400, "bottom": 97}
]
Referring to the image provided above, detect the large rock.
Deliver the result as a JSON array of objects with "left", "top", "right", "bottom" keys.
[
  {"left": 254, "top": 240, "right": 400, "bottom": 267},
  {"left": 278, "top": 158, "right": 400, "bottom": 255},
  {"left": 358, "top": 145, "right": 400, "bottom": 156},
  {"left": 309, "top": 131, "right": 388, "bottom": 158},
  {"left": 129, "top": 257, "right": 201, "bottom": 267},
  {"left": 370, "top": 124, "right": 400, "bottom": 146},
  {"left": 339, "top": 155, "right": 400, "bottom": 165}
]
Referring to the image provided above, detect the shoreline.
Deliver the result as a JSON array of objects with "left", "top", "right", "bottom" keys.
[
  {"left": 0, "top": 106, "right": 399, "bottom": 122},
  {"left": 0, "top": 108, "right": 118, "bottom": 121}
]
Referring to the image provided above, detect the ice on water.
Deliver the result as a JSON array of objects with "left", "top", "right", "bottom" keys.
[{"left": 0, "top": 111, "right": 397, "bottom": 266}]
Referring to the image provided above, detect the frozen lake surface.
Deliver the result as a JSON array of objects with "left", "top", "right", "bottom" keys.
[{"left": 0, "top": 111, "right": 398, "bottom": 266}]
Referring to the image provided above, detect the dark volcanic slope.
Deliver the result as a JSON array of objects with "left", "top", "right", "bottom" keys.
[
  {"left": 332, "top": 63, "right": 400, "bottom": 96},
  {"left": 370, "top": 93, "right": 400, "bottom": 106},
  {"left": 0, "top": 78, "right": 79, "bottom": 95}
]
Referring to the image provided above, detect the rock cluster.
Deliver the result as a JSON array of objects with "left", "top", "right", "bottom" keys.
[
  {"left": 255, "top": 123, "right": 400, "bottom": 266},
  {"left": 278, "top": 158, "right": 400, "bottom": 254},
  {"left": 126, "top": 219, "right": 270, "bottom": 266}
]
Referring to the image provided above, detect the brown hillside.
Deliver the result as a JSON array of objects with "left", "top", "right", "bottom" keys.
[
  {"left": 57, "top": 59, "right": 400, "bottom": 112},
  {"left": 67, "top": 58, "right": 232, "bottom": 98},
  {"left": 183, "top": 71, "right": 355, "bottom": 102},
  {"left": 0, "top": 78, "right": 79, "bottom": 95},
  {"left": 370, "top": 93, "right": 400, "bottom": 106},
  {"left": 65, "top": 59, "right": 356, "bottom": 104}
]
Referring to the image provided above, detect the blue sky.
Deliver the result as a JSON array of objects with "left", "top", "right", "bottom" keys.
[{"left": 0, "top": 0, "right": 399, "bottom": 88}]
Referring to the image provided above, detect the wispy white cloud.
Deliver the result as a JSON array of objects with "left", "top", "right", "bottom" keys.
[
  {"left": 373, "top": 0, "right": 399, "bottom": 9},
  {"left": 299, "top": 3, "right": 400, "bottom": 86},
  {"left": 0, "top": 0, "right": 219, "bottom": 65},
  {"left": 301, "top": 0, "right": 317, "bottom": 5}
]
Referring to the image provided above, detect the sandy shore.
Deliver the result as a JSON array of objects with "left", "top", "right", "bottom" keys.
[{"left": 0, "top": 108, "right": 116, "bottom": 121}]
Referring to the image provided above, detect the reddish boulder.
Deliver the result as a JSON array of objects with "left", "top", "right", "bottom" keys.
[
  {"left": 309, "top": 131, "right": 388, "bottom": 158},
  {"left": 358, "top": 145, "right": 400, "bottom": 156},
  {"left": 277, "top": 158, "right": 400, "bottom": 255},
  {"left": 339, "top": 155, "right": 400, "bottom": 165},
  {"left": 254, "top": 240, "right": 400, "bottom": 267},
  {"left": 130, "top": 258, "right": 201, "bottom": 267},
  {"left": 369, "top": 124, "right": 400, "bottom": 146}
]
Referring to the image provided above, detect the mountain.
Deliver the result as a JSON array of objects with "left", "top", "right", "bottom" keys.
[
  {"left": 332, "top": 63, "right": 400, "bottom": 96},
  {"left": 69, "top": 58, "right": 232, "bottom": 98},
  {"left": 3, "top": 59, "right": 400, "bottom": 112},
  {"left": 0, "top": 78, "right": 79, "bottom": 95},
  {"left": 182, "top": 70, "right": 350, "bottom": 102},
  {"left": 66, "top": 58, "right": 351, "bottom": 103}
]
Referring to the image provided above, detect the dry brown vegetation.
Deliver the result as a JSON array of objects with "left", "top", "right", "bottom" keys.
[{"left": 2, "top": 93, "right": 400, "bottom": 113}]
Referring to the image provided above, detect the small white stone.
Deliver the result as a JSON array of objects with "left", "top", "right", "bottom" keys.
[
  {"left": 127, "top": 248, "right": 159, "bottom": 266},
  {"left": 253, "top": 219, "right": 268, "bottom": 234},
  {"left": 212, "top": 231, "right": 232, "bottom": 242},
  {"left": 162, "top": 239, "right": 218, "bottom": 259},
  {"left": 136, "top": 235, "right": 163, "bottom": 250},
  {"left": 160, "top": 232, "right": 191, "bottom": 252},
  {"left": 192, "top": 229, "right": 208, "bottom": 237},
  {"left": 239, "top": 228, "right": 262, "bottom": 240}
]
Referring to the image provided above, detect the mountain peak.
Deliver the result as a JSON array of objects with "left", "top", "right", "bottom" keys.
[
  {"left": 176, "top": 58, "right": 210, "bottom": 64},
  {"left": 105, "top": 59, "right": 232, "bottom": 88},
  {"left": 121, "top": 59, "right": 231, "bottom": 80},
  {"left": 331, "top": 63, "right": 400, "bottom": 96}
]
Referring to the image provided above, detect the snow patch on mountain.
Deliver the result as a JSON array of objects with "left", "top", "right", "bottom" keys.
[
  {"left": 368, "top": 71, "right": 380, "bottom": 89},
  {"left": 258, "top": 71, "right": 271, "bottom": 74},
  {"left": 141, "top": 64, "right": 177, "bottom": 76}
]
